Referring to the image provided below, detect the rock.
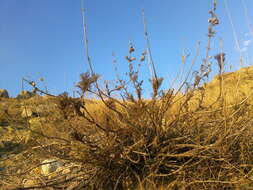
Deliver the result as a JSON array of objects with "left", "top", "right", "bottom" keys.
[
  {"left": 0, "top": 89, "right": 9, "bottom": 98},
  {"left": 21, "top": 107, "right": 35, "bottom": 118},
  {"left": 41, "top": 159, "right": 63, "bottom": 176},
  {"left": 16, "top": 90, "right": 35, "bottom": 99}
]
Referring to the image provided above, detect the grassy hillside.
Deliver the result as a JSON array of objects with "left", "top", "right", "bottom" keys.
[{"left": 1, "top": 66, "right": 253, "bottom": 189}]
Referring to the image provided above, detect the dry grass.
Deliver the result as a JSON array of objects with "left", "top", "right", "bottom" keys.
[{"left": 2, "top": 69, "right": 253, "bottom": 189}]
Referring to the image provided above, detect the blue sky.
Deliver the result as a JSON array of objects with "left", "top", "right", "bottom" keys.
[{"left": 0, "top": 0, "right": 252, "bottom": 97}]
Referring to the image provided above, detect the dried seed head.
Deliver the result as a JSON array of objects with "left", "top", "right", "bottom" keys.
[
  {"left": 129, "top": 46, "right": 134, "bottom": 54},
  {"left": 130, "top": 73, "right": 138, "bottom": 81},
  {"left": 140, "top": 55, "right": 145, "bottom": 61},
  {"left": 214, "top": 53, "right": 225, "bottom": 70},
  {"left": 208, "top": 17, "right": 219, "bottom": 25},
  {"left": 125, "top": 56, "right": 136, "bottom": 62},
  {"left": 214, "top": 53, "right": 225, "bottom": 63},
  {"left": 130, "top": 57, "right": 136, "bottom": 61},
  {"left": 30, "top": 81, "right": 36, "bottom": 87},
  {"left": 125, "top": 56, "right": 131, "bottom": 62},
  {"left": 194, "top": 75, "right": 201, "bottom": 87}
]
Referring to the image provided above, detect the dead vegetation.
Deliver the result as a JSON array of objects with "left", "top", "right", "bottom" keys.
[{"left": 3, "top": 64, "right": 253, "bottom": 189}]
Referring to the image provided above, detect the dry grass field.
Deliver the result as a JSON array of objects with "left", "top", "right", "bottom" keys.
[{"left": 1, "top": 66, "right": 253, "bottom": 189}]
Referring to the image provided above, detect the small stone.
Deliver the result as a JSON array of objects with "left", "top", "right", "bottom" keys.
[
  {"left": 21, "top": 108, "right": 34, "bottom": 118},
  {"left": 41, "top": 159, "right": 63, "bottom": 176}
]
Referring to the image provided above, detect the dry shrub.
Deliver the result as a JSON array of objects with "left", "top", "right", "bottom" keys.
[{"left": 2, "top": 66, "right": 253, "bottom": 190}]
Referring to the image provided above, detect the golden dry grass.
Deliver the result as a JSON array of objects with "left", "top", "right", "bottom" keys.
[{"left": 2, "top": 66, "right": 253, "bottom": 189}]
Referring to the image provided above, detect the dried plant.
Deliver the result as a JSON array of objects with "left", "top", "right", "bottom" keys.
[
  {"left": 214, "top": 52, "right": 226, "bottom": 71},
  {"left": 76, "top": 72, "right": 100, "bottom": 95}
]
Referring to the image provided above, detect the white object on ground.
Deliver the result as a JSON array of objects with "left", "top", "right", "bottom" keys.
[{"left": 41, "top": 159, "right": 63, "bottom": 176}]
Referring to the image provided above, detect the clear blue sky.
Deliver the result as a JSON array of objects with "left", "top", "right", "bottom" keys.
[{"left": 0, "top": 0, "right": 252, "bottom": 97}]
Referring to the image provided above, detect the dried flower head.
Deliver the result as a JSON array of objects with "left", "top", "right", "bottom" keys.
[
  {"left": 129, "top": 46, "right": 134, "bottom": 54},
  {"left": 194, "top": 75, "right": 201, "bottom": 87},
  {"left": 150, "top": 77, "right": 164, "bottom": 97},
  {"left": 130, "top": 57, "right": 136, "bottom": 61},
  {"left": 125, "top": 56, "right": 136, "bottom": 62},
  {"left": 208, "top": 17, "right": 219, "bottom": 25},
  {"left": 76, "top": 71, "right": 100, "bottom": 94},
  {"left": 214, "top": 53, "right": 225, "bottom": 71},
  {"left": 140, "top": 55, "right": 145, "bottom": 62},
  {"left": 29, "top": 81, "right": 36, "bottom": 87},
  {"left": 214, "top": 53, "right": 225, "bottom": 63}
]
